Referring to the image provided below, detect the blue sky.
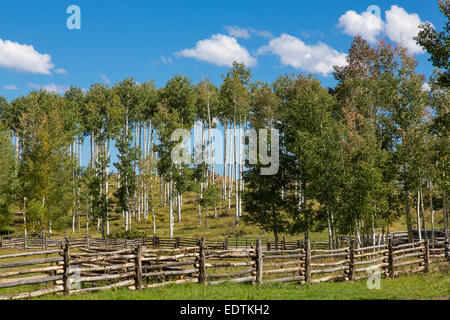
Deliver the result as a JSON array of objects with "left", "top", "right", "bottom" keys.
[
  {"left": 0, "top": 0, "right": 443, "bottom": 170},
  {"left": 0, "top": 0, "right": 442, "bottom": 98}
]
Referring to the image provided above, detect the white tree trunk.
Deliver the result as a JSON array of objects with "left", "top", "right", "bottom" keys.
[
  {"left": 169, "top": 178, "right": 174, "bottom": 239},
  {"left": 428, "top": 181, "right": 435, "bottom": 241},
  {"left": 416, "top": 190, "right": 422, "bottom": 241},
  {"left": 234, "top": 117, "right": 239, "bottom": 226},
  {"left": 177, "top": 193, "right": 181, "bottom": 222},
  {"left": 106, "top": 139, "right": 110, "bottom": 236},
  {"left": 225, "top": 125, "right": 227, "bottom": 201},
  {"left": 227, "top": 123, "right": 232, "bottom": 211}
]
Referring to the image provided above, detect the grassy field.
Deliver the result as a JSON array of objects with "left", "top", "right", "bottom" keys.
[
  {"left": 35, "top": 264, "right": 449, "bottom": 300},
  {"left": 9, "top": 177, "right": 335, "bottom": 241},
  {"left": 8, "top": 176, "right": 444, "bottom": 242}
]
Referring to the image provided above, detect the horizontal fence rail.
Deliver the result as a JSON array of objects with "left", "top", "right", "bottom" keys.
[
  {"left": 0, "top": 236, "right": 448, "bottom": 299},
  {"left": 0, "top": 235, "right": 334, "bottom": 252},
  {"left": 2, "top": 232, "right": 445, "bottom": 252}
]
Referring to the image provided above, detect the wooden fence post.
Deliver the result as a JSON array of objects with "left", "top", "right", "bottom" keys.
[
  {"left": 134, "top": 244, "right": 143, "bottom": 290},
  {"left": 445, "top": 237, "right": 449, "bottom": 261},
  {"left": 267, "top": 240, "right": 271, "bottom": 251},
  {"left": 347, "top": 240, "right": 355, "bottom": 281},
  {"left": 255, "top": 238, "right": 263, "bottom": 284},
  {"left": 223, "top": 237, "right": 228, "bottom": 250},
  {"left": 282, "top": 236, "right": 286, "bottom": 250},
  {"left": 44, "top": 236, "right": 48, "bottom": 250},
  {"left": 0, "top": 236, "right": 3, "bottom": 251},
  {"left": 63, "top": 239, "right": 70, "bottom": 296},
  {"left": 175, "top": 237, "right": 180, "bottom": 248},
  {"left": 304, "top": 239, "right": 311, "bottom": 284},
  {"left": 423, "top": 239, "right": 430, "bottom": 273},
  {"left": 388, "top": 236, "right": 395, "bottom": 279},
  {"left": 299, "top": 242, "right": 305, "bottom": 284},
  {"left": 198, "top": 237, "right": 206, "bottom": 285},
  {"left": 23, "top": 235, "right": 26, "bottom": 250}
]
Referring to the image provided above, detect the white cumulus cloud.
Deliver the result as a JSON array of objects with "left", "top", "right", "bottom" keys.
[
  {"left": 4, "top": 85, "right": 18, "bottom": 90},
  {"left": 224, "top": 26, "right": 251, "bottom": 39},
  {"left": 385, "top": 5, "right": 428, "bottom": 55},
  {"left": 250, "top": 28, "right": 274, "bottom": 39},
  {"left": 224, "top": 26, "right": 274, "bottom": 39},
  {"left": 161, "top": 55, "right": 173, "bottom": 64},
  {"left": 101, "top": 74, "right": 111, "bottom": 85},
  {"left": 176, "top": 34, "right": 257, "bottom": 67},
  {"left": 337, "top": 5, "right": 429, "bottom": 55},
  {"left": 0, "top": 39, "right": 54, "bottom": 74},
  {"left": 55, "top": 68, "right": 67, "bottom": 74},
  {"left": 28, "top": 83, "right": 70, "bottom": 94},
  {"left": 337, "top": 10, "right": 384, "bottom": 44},
  {"left": 257, "top": 34, "right": 347, "bottom": 75}
]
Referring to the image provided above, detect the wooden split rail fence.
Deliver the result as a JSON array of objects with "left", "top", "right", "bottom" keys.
[
  {"left": 0, "top": 237, "right": 448, "bottom": 299},
  {"left": 0, "top": 236, "right": 328, "bottom": 251}
]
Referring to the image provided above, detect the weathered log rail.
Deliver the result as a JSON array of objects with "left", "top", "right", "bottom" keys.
[
  {"left": 0, "top": 235, "right": 329, "bottom": 251},
  {"left": 0, "top": 236, "right": 447, "bottom": 299}
]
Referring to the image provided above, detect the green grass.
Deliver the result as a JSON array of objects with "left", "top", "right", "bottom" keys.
[
  {"left": 36, "top": 265, "right": 449, "bottom": 300},
  {"left": 9, "top": 178, "right": 334, "bottom": 241},
  {"left": 8, "top": 175, "right": 445, "bottom": 242}
]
